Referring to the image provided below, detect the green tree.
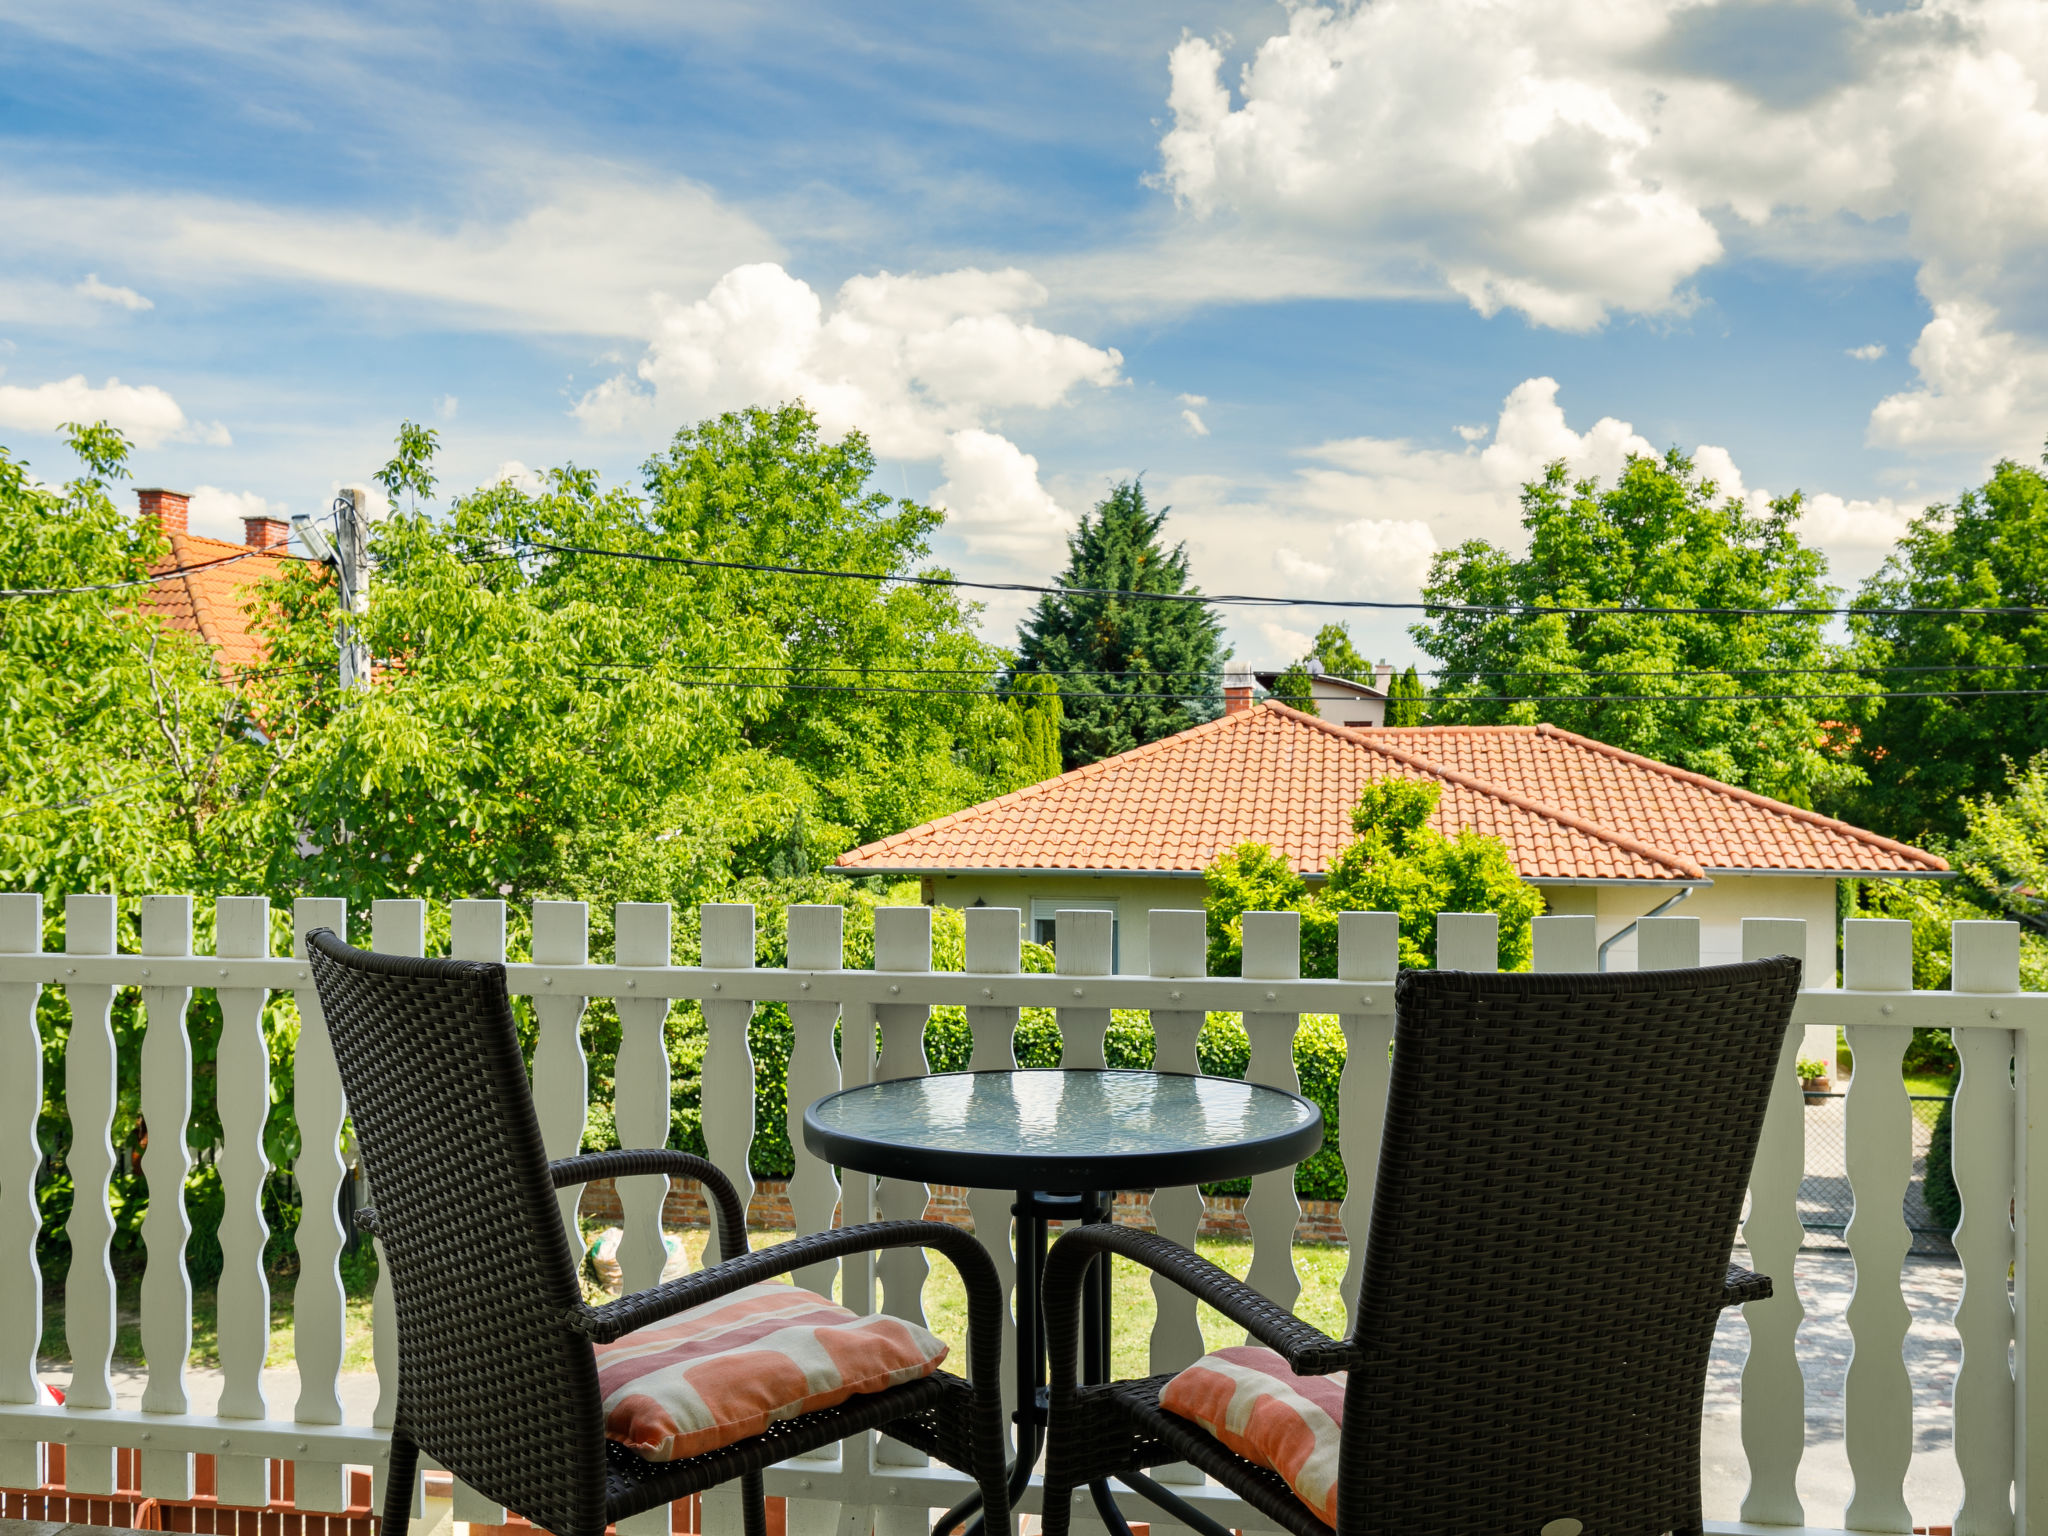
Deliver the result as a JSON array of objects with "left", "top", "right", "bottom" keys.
[
  {"left": 1844, "top": 454, "right": 2048, "bottom": 841},
  {"left": 1004, "top": 672, "right": 1064, "bottom": 785},
  {"left": 1268, "top": 662, "right": 1318, "bottom": 715},
  {"left": 1014, "top": 480, "right": 1228, "bottom": 768},
  {"left": 1310, "top": 623, "right": 1368, "bottom": 679},
  {"left": 1412, "top": 451, "right": 1855, "bottom": 806},
  {"left": 1385, "top": 665, "right": 1426, "bottom": 726},
  {"left": 1204, "top": 777, "right": 1542, "bottom": 974}
]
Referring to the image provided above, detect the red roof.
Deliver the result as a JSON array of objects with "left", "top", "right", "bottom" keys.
[
  {"left": 139, "top": 531, "right": 301, "bottom": 675},
  {"left": 833, "top": 703, "right": 1944, "bottom": 883}
]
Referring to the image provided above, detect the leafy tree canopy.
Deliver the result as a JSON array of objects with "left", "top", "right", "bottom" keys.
[
  {"left": 1014, "top": 479, "right": 1228, "bottom": 768},
  {"left": 1412, "top": 451, "right": 1854, "bottom": 807},
  {"left": 1385, "top": 665, "right": 1427, "bottom": 726},
  {"left": 1844, "top": 454, "right": 2048, "bottom": 841},
  {"left": 1309, "top": 623, "right": 1368, "bottom": 679},
  {"left": 1268, "top": 662, "right": 1318, "bottom": 715},
  {"left": 1205, "top": 778, "right": 1542, "bottom": 975}
]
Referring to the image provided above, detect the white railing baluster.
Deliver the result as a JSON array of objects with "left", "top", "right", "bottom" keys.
[
  {"left": 963, "top": 906, "right": 1021, "bottom": 1445},
  {"left": 0, "top": 892, "right": 44, "bottom": 1491},
  {"left": 785, "top": 905, "right": 844, "bottom": 1297},
  {"left": 530, "top": 901, "right": 592, "bottom": 1268},
  {"left": 1531, "top": 913, "right": 1597, "bottom": 973},
  {"left": 841, "top": 986, "right": 877, "bottom": 1318},
  {"left": 613, "top": 903, "right": 675, "bottom": 1295},
  {"left": 1054, "top": 909, "right": 1114, "bottom": 1070},
  {"left": 62, "top": 892, "right": 118, "bottom": 1494},
  {"left": 290, "top": 896, "right": 349, "bottom": 1514},
  {"left": 1434, "top": 911, "right": 1498, "bottom": 973},
  {"left": 369, "top": 900, "right": 425, "bottom": 1448},
  {"left": 1241, "top": 911, "right": 1302, "bottom": 1315},
  {"left": 139, "top": 894, "right": 197, "bottom": 1498},
  {"left": 1147, "top": 910, "right": 1208, "bottom": 1372},
  {"left": 2018, "top": 988, "right": 2048, "bottom": 1536},
  {"left": 1950, "top": 921, "right": 2018, "bottom": 1536},
  {"left": 213, "top": 896, "right": 274, "bottom": 1509},
  {"left": 872, "top": 905, "right": 934, "bottom": 1523},
  {"left": 1336, "top": 911, "right": 1398, "bottom": 1332},
  {"left": 1738, "top": 917, "right": 1810, "bottom": 1527},
  {"left": 700, "top": 903, "right": 758, "bottom": 1239},
  {"left": 1842, "top": 917, "right": 1916, "bottom": 1534},
  {"left": 1636, "top": 914, "right": 1700, "bottom": 971}
]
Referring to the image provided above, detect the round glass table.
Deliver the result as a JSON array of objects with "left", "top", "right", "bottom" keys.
[{"left": 802, "top": 1069, "right": 1323, "bottom": 1536}]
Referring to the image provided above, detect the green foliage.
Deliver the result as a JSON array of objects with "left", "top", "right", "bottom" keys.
[
  {"left": 375, "top": 421, "right": 441, "bottom": 513},
  {"left": 1845, "top": 456, "right": 2048, "bottom": 841},
  {"left": 1268, "top": 663, "right": 1318, "bottom": 715},
  {"left": 1205, "top": 779, "right": 1542, "bottom": 975},
  {"left": 1309, "top": 624, "right": 1367, "bottom": 679},
  {"left": 1949, "top": 752, "right": 2048, "bottom": 936},
  {"left": 1412, "top": 451, "right": 1856, "bottom": 807},
  {"left": 1014, "top": 480, "right": 1228, "bottom": 768},
  {"left": 1005, "top": 672, "right": 1064, "bottom": 786},
  {"left": 1384, "top": 666, "right": 1426, "bottom": 727}
]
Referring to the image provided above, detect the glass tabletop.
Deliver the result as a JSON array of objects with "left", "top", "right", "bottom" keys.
[{"left": 802, "top": 1069, "right": 1323, "bottom": 1191}]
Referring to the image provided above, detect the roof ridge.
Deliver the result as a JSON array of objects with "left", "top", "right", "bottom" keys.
[
  {"left": 1527, "top": 722, "right": 1950, "bottom": 872},
  {"left": 1262, "top": 704, "right": 1707, "bottom": 880},
  {"left": 834, "top": 705, "right": 1258, "bottom": 863}
]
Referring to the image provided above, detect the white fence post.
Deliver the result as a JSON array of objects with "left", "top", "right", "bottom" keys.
[
  {"left": 530, "top": 901, "right": 592, "bottom": 1269},
  {"left": 0, "top": 892, "right": 43, "bottom": 1491},
  {"left": 139, "top": 894, "right": 197, "bottom": 1499},
  {"left": 290, "top": 896, "right": 349, "bottom": 1513},
  {"left": 1636, "top": 914, "right": 1700, "bottom": 971},
  {"left": 963, "top": 905, "right": 1022, "bottom": 1451},
  {"left": 785, "top": 904, "right": 846, "bottom": 1298},
  {"left": 212, "top": 896, "right": 274, "bottom": 1509},
  {"left": 62, "top": 892, "right": 119, "bottom": 1495},
  {"left": 1531, "top": 914, "right": 1596, "bottom": 973},
  {"left": 613, "top": 903, "right": 675, "bottom": 1296},
  {"left": 1337, "top": 911, "right": 1398, "bottom": 1331},
  {"left": 1241, "top": 910, "right": 1302, "bottom": 1315}
]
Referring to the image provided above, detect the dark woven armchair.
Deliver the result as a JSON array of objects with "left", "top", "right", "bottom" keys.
[
  {"left": 303, "top": 930, "right": 1011, "bottom": 1536},
  {"left": 1040, "top": 957, "right": 1803, "bottom": 1536}
]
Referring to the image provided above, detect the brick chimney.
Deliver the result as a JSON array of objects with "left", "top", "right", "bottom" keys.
[
  {"left": 1223, "top": 661, "right": 1255, "bottom": 715},
  {"left": 243, "top": 514, "right": 290, "bottom": 551},
  {"left": 136, "top": 488, "right": 189, "bottom": 538}
]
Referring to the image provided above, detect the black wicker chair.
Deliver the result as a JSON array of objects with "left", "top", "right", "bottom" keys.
[
  {"left": 303, "top": 929, "right": 1011, "bottom": 1536},
  {"left": 1039, "top": 957, "right": 1803, "bottom": 1536}
]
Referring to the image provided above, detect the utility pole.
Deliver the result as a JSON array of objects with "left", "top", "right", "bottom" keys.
[{"left": 290, "top": 485, "right": 373, "bottom": 691}]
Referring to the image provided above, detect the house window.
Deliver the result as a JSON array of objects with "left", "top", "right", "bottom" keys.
[{"left": 1028, "top": 898, "right": 1120, "bottom": 972}]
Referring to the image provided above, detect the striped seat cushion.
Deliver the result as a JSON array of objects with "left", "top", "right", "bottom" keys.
[
  {"left": 596, "top": 1280, "right": 949, "bottom": 1462},
  {"left": 1159, "top": 1345, "right": 1345, "bottom": 1526}
]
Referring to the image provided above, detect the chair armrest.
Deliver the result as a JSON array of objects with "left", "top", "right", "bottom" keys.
[
  {"left": 1723, "top": 1264, "right": 1771, "bottom": 1308},
  {"left": 1043, "top": 1224, "right": 1359, "bottom": 1387},
  {"left": 549, "top": 1150, "right": 748, "bottom": 1265}
]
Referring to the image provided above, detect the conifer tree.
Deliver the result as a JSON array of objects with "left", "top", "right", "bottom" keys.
[
  {"left": 1386, "top": 665, "right": 1427, "bottom": 726},
  {"left": 1014, "top": 480, "right": 1228, "bottom": 767}
]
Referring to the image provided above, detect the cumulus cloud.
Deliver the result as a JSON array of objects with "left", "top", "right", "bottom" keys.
[
  {"left": 1182, "top": 408, "right": 1209, "bottom": 436},
  {"left": 577, "top": 262, "right": 1122, "bottom": 459},
  {"left": 436, "top": 394, "right": 459, "bottom": 420},
  {"left": 490, "top": 459, "right": 547, "bottom": 494},
  {"left": 75, "top": 273, "right": 152, "bottom": 311},
  {"left": 1144, "top": 0, "right": 2048, "bottom": 455},
  {"left": 0, "top": 374, "right": 227, "bottom": 449},
  {"left": 931, "top": 428, "right": 1076, "bottom": 560},
  {"left": 189, "top": 486, "right": 281, "bottom": 542},
  {"left": 1848, "top": 343, "right": 1887, "bottom": 362}
]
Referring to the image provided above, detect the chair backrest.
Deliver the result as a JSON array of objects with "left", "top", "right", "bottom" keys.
[
  {"left": 305, "top": 929, "right": 606, "bottom": 1536},
  {"left": 1346, "top": 956, "right": 1801, "bottom": 1536}
]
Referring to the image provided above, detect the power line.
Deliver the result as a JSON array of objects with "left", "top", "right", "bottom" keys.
[{"left": 520, "top": 539, "right": 2048, "bottom": 619}]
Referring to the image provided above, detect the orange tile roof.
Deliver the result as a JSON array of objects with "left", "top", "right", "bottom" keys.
[
  {"left": 835, "top": 703, "right": 1707, "bottom": 884},
  {"left": 139, "top": 532, "right": 303, "bottom": 675},
  {"left": 1370, "top": 723, "right": 1946, "bottom": 875}
]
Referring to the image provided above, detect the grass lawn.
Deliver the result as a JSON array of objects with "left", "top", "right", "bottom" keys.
[{"left": 40, "top": 1272, "right": 378, "bottom": 1373}]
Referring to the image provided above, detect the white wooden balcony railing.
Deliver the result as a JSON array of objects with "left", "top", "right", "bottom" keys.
[{"left": 0, "top": 893, "right": 2042, "bottom": 1536}]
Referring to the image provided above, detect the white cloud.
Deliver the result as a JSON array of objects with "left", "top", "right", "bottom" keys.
[
  {"left": 576, "top": 261, "right": 1122, "bottom": 459},
  {"left": 436, "top": 394, "right": 459, "bottom": 420},
  {"left": 0, "top": 374, "right": 226, "bottom": 450},
  {"left": 490, "top": 459, "right": 547, "bottom": 494},
  {"left": 931, "top": 427, "right": 1075, "bottom": 562},
  {"left": 1181, "top": 407, "right": 1210, "bottom": 436},
  {"left": 1142, "top": 0, "right": 2048, "bottom": 454},
  {"left": 75, "top": 273, "right": 152, "bottom": 311},
  {"left": 1792, "top": 492, "right": 1916, "bottom": 576},
  {"left": 1847, "top": 343, "right": 1887, "bottom": 362},
  {"left": 7, "top": 171, "right": 779, "bottom": 337},
  {"left": 189, "top": 486, "right": 281, "bottom": 542},
  {"left": 1178, "top": 393, "right": 1208, "bottom": 407}
]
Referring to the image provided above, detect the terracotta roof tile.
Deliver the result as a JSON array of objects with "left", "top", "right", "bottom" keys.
[
  {"left": 835, "top": 703, "right": 1705, "bottom": 883},
  {"left": 138, "top": 533, "right": 303, "bottom": 674},
  {"left": 1370, "top": 724, "right": 1946, "bottom": 875}
]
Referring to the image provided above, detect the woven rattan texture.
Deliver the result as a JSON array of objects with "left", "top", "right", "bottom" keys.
[
  {"left": 305, "top": 932, "right": 1013, "bottom": 1536},
  {"left": 1040, "top": 957, "right": 1801, "bottom": 1536}
]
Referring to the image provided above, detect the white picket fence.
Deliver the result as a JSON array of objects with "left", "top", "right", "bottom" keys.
[{"left": 0, "top": 893, "right": 2043, "bottom": 1536}]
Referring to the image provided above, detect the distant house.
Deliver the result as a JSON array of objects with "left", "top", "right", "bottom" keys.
[
  {"left": 1246, "top": 664, "right": 1392, "bottom": 728},
  {"left": 833, "top": 701, "right": 1946, "bottom": 990},
  {"left": 133, "top": 488, "right": 304, "bottom": 675}
]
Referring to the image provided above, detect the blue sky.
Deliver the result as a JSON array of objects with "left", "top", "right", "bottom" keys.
[{"left": 5, "top": 0, "right": 2045, "bottom": 667}]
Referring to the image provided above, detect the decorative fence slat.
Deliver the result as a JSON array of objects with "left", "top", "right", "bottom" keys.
[
  {"left": 0, "top": 893, "right": 43, "bottom": 1491},
  {"left": 1336, "top": 910, "right": 1398, "bottom": 1332},
  {"left": 1531, "top": 913, "right": 1596, "bottom": 974},
  {"left": 613, "top": 903, "right": 675, "bottom": 1297},
  {"left": 370, "top": 901, "right": 426, "bottom": 1449},
  {"left": 1434, "top": 911, "right": 1498, "bottom": 974},
  {"left": 1842, "top": 918, "right": 1917, "bottom": 1535},
  {"left": 62, "top": 892, "right": 120, "bottom": 1495},
  {"left": 1146, "top": 910, "right": 1209, "bottom": 1375},
  {"left": 1950, "top": 921, "right": 2018, "bottom": 1536},
  {"left": 784, "top": 905, "right": 845, "bottom": 1299},
  {"left": 1636, "top": 914, "right": 1700, "bottom": 972},
  {"left": 701, "top": 903, "right": 759, "bottom": 1243},
  {"left": 1240, "top": 911, "right": 1302, "bottom": 1317},
  {"left": 2013, "top": 981, "right": 2048, "bottom": 1536},
  {"left": 139, "top": 895, "right": 197, "bottom": 1499},
  {"left": 1738, "top": 917, "right": 1811, "bottom": 1528},
  {"left": 528, "top": 902, "right": 591, "bottom": 1270},
  {"left": 212, "top": 895, "right": 273, "bottom": 1509},
  {"left": 289, "top": 897, "right": 349, "bottom": 1514},
  {"left": 962, "top": 906, "right": 1021, "bottom": 1449}
]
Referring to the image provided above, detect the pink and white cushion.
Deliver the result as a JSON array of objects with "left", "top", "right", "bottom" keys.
[
  {"left": 595, "top": 1280, "right": 949, "bottom": 1462},
  {"left": 1158, "top": 1344, "right": 1345, "bottom": 1525}
]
